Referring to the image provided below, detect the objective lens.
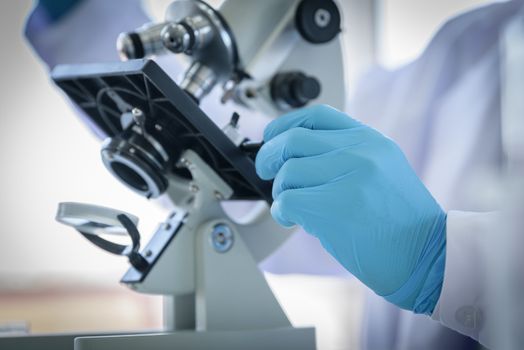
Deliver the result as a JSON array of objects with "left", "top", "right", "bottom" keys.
[
  {"left": 110, "top": 162, "right": 149, "bottom": 193},
  {"left": 101, "top": 130, "right": 169, "bottom": 199}
]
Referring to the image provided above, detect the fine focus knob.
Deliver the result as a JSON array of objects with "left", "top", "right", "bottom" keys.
[
  {"left": 270, "top": 72, "right": 322, "bottom": 109},
  {"left": 295, "top": 0, "right": 341, "bottom": 44}
]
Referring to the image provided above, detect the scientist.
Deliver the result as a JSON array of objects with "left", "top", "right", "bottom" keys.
[
  {"left": 26, "top": 0, "right": 524, "bottom": 349},
  {"left": 255, "top": 1, "right": 524, "bottom": 348}
]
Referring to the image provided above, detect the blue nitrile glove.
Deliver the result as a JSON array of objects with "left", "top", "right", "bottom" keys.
[{"left": 256, "top": 105, "right": 446, "bottom": 314}]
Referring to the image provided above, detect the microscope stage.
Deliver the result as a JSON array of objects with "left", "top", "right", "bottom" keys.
[{"left": 51, "top": 59, "right": 271, "bottom": 202}]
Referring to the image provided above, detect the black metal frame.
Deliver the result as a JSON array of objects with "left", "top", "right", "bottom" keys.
[{"left": 51, "top": 59, "right": 272, "bottom": 202}]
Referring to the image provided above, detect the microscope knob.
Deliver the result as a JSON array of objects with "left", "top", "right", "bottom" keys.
[
  {"left": 117, "top": 32, "right": 145, "bottom": 60},
  {"left": 271, "top": 72, "right": 321, "bottom": 109},
  {"left": 117, "top": 23, "right": 169, "bottom": 61},
  {"left": 295, "top": 0, "right": 341, "bottom": 44}
]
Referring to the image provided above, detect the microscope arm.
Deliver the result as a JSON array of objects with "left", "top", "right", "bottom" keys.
[{"left": 235, "top": 202, "right": 296, "bottom": 264}]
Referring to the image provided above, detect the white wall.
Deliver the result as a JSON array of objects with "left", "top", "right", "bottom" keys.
[
  {"left": 0, "top": 0, "right": 166, "bottom": 289},
  {"left": 379, "top": 0, "right": 491, "bottom": 67}
]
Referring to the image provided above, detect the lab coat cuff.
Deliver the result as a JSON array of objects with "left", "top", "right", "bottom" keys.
[{"left": 431, "top": 211, "right": 498, "bottom": 343}]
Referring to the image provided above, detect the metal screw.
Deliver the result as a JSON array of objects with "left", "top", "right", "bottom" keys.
[
  {"left": 210, "top": 224, "right": 234, "bottom": 253},
  {"left": 315, "top": 8, "right": 331, "bottom": 28},
  {"left": 214, "top": 191, "right": 224, "bottom": 200},
  {"left": 132, "top": 107, "right": 143, "bottom": 116},
  {"left": 131, "top": 108, "right": 145, "bottom": 124},
  {"left": 179, "top": 158, "right": 192, "bottom": 167},
  {"left": 132, "top": 108, "right": 146, "bottom": 135},
  {"left": 189, "top": 183, "right": 199, "bottom": 193},
  {"left": 129, "top": 147, "right": 136, "bottom": 154},
  {"left": 145, "top": 250, "right": 153, "bottom": 257},
  {"left": 155, "top": 124, "right": 163, "bottom": 131}
]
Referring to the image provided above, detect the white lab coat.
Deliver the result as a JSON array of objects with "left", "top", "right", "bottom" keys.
[
  {"left": 350, "top": 1, "right": 524, "bottom": 349},
  {"left": 25, "top": 0, "right": 524, "bottom": 349}
]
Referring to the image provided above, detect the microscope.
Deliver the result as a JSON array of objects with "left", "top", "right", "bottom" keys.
[{"left": 9, "top": 1, "right": 347, "bottom": 349}]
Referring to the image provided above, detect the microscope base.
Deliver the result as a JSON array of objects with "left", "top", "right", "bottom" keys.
[
  {"left": 74, "top": 327, "right": 315, "bottom": 350},
  {"left": 0, "top": 327, "right": 315, "bottom": 350}
]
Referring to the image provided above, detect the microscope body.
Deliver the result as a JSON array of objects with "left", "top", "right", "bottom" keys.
[
  {"left": 118, "top": 0, "right": 346, "bottom": 114},
  {"left": 48, "top": 0, "right": 347, "bottom": 348},
  {"left": 90, "top": 0, "right": 347, "bottom": 302}
]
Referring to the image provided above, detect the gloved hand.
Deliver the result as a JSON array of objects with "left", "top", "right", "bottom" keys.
[{"left": 256, "top": 105, "right": 446, "bottom": 314}]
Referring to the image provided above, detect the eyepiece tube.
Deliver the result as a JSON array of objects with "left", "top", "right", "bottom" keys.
[
  {"left": 117, "top": 22, "right": 171, "bottom": 60},
  {"left": 161, "top": 16, "right": 214, "bottom": 54},
  {"left": 180, "top": 62, "right": 217, "bottom": 102}
]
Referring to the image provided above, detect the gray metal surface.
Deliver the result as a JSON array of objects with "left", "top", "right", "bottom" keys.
[
  {"left": 165, "top": 0, "right": 236, "bottom": 81},
  {"left": 0, "top": 332, "right": 152, "bottom": 350},
  {"left": 220, "top": 0, "right": 346, "bottom": 116},
  {"left": 194, "top": 219, "right": 290, "bottom": 331},
  {"left": 0, "top": 334, "right": 78, "bottom": 350},
  {"left": 56, "top": 202, "right": 139, "bottom": 236},
  {"left": 0, "top": 328, "right": 315, "bottom": 350},
  {"left": 74, "top": 328, "right": 315, "bottom": 350}
]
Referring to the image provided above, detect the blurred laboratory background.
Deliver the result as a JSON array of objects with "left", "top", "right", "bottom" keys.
[{"left": 0, "top": 0, "right": 489, "bottom": 349}]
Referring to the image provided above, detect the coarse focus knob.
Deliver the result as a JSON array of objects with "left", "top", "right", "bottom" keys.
[
  {"left": 271, "top": 72, "right": 321, "bottom": 109},
  {"left": 295, "top": 0, "right": 341, "bottom": 44}
]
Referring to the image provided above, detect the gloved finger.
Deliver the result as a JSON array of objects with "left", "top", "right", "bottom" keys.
[
  {"left": 271, "top": 147, "right": 362, "bottom": 199},
  {"left": 264, "top": 104, "right": 362, "bottom": 142},
  {"left": 270, "top": 188, "right": 306, "bottom": 228},
  {"left": 270, "top": 187, "right": 327, "bottom": 234},
  {"left": 256, "top": 126, "right": 370, "bottom": 180},
  {"left": 270, "top": 197, "right": 296, "bottom": 227}
]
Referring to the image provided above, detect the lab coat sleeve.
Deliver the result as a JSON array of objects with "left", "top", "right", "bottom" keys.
[
  {"left": 25, "top": 0, "right": 151, "bottom": 138},
  {"left": 25, "top": 0, "right": 149, "bottom": 68},
  {"left": 431, "top": 210, "right": 499, "bottom": 348}
]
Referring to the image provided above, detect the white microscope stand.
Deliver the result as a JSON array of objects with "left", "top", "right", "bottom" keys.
[{"left": 71, "top": 149, "right": 314, "bottom": 350}]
